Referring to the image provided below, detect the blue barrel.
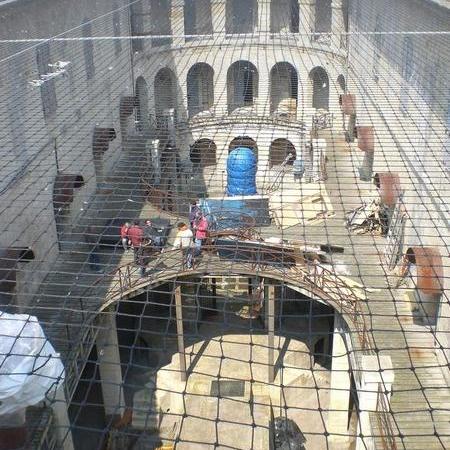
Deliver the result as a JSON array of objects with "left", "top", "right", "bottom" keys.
[{"left": 227, "top": 147, "right": 257, "bottom": 196}]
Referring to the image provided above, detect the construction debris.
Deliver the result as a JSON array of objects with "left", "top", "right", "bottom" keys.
[{"left": 346, "top": 198, "right": 390, "bottom": 235}]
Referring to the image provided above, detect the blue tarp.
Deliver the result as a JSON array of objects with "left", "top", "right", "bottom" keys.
[
  {"left": 200, "top": 197, "right": 271, "bottom": 231},
  {"left": 226, "top": 147, "right": 257, "bottom": 196}
]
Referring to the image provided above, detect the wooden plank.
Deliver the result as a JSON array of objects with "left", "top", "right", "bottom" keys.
[{"left": 175, "top": 285, "right": 186, "bottom": 381}]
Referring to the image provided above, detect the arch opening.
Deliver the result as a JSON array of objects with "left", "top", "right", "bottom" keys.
[
  {"left": 269, "top": 139, "right": 297, "bottom": 167},
  {"left": 270, "top": 62, "right": 298, "bottom": 117},
  {"left": 270, "top": 0, "right": 299, "bottom": 33},
  {"left": 337, "top": 74, "right": 346, "bottom": 94},
  {"left": 154, "top": 68, "right": 177, "bottom": 118},
  {"left": 228, "top": 136, "right": 258, "bottom": 160},
  {"left": 227, "top": 61, "right": 259, "bottom": 113},
  {"left": 310, "top": 67, "right": 330, "bottom": 111},
  {"left": 190, "top": 139, "right": 217, "bottom": 168},
  {"left": 314, "top": 0, "right": 332, "bottom": 42},
  {"left": 226, "top": 0, "right": 257, "bottom": 34},
  {"left": 135, "top": 76, "right": 149, "bottom": 132},
  {"left": 187, "top": 63, "right": 215, "bottom": 117},
  {"left": 184, "top": 0, "right": 213, "bottom": 40}
]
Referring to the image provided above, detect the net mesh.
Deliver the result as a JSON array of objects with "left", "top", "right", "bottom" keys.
[{"left": 0, "top": 0, "right": 449, "bottom": 449}]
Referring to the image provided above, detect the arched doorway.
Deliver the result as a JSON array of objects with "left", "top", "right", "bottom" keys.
[
  {"left": 135, "top": 76, "right": 149, "bottom": 131},
  {"left": 269, "top": 139, "right": 296, "bottom": 167},
  {"left": 270, "top": 0, "right": 299, "bottom": 33},
  {"left": 227, "top": 61, "right": 259, "bottom": 113},
  {"left": 184, "top": 0, "right": 213, "bottom": 40},
  {"left": 337, "top": 74, "right": 346, "bottom": 94},
  {"left": 270, "top": 62, "right": 298, "bottom": 116},
  {"left": 225, "top": 0, "right": 257, "bottom": 34},
  {"left": 154, "top": 68, "right": 177, "bottom": 117},
  {"left": 187, "top": 63, "right": 214, "bottom": 117},
  {"left": 228, "top": 136, "right": 258, "bottom": 160},
  {"left": 190, "top": 139, "right": 217, "bottom": 168},
  {"left": 310, "top": 67, "right": 329, "bottom": 111},
  {"left": 314, "top": 0, "right": 332, "bottom": 36}
]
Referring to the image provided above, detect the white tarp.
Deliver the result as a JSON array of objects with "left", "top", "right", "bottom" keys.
[{"left": 0, "top": 311, "right": 65, "bottom": 415}]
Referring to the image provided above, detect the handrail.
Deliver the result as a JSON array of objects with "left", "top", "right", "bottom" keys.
[
  {"left": 376, "top": 383, "right": 398, "bottom": 450},
  {"left": 98, "top": 242, "right": 373, "bottom": 351}
]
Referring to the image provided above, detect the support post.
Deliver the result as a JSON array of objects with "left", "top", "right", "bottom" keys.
[
  {"left": 97, "top": 313, "right": 125, "bottom": 420},
  {"left": 175, "top": 285, "right": 187, "bottom": 381},
  {"left": 327, "top": 314, "right": 351, "bottom": 446},
  {"left": 268, "top": 284, "right": 275, "bottom": 383},
  {"left": 51, "top": 385, "right": 75, "bottom": 450}
]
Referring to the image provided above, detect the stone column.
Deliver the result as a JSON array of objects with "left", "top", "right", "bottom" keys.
[
  {"left": 96, "top": 313, "right": 125, "bottom": 420},
  {"left": 51, "top": 385, "right": 75, "bottom": 450},
  {"left": 331, "top": 0, "right": 344, "bottom": 50},
  {"left": 175, "top": 285, "right": 187, "bottom": 381},
  {"left": 327, "top": 314, "right": 351, "bottom": 444},
  {"left": 171, "top": 0, "right": 185, "bottom": 47},
  {"left": 257, "top": 0, "right": 270, "bottom": 36},
  {"left": 267, "top": 284, "right": 275, "bottom": 383},
  {"left": 211, "top": 0, "right": 226, "bottom": 36},
  {"left": 299, "top": 0, "right": 314, "bottom": 44},
  {"left": 356, "top": 355, "right": 395, "bottom": 450}
]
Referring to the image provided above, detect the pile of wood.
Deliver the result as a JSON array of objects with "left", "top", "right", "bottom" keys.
[{"left": 346, "top": 199, "right": 390, "bottom": 235}]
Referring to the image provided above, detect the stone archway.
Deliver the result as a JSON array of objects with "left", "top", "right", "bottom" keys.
[
  {"left": 187, "top": 63, "right": 214, "bottom": 117},
  {"left": 227, "top": 60, "right": 259, "bottom": 113},
  {"left": 310, "top": 66, "right": 330, "bottom": 111},
  {"left": 190, "top": 139, "right": 217, "bottom": 167},
  {"left": 228, "top": 136, "right": 258, "bottom": 160},
  {"left": 269, "top": 138, "right": 296, "bottom": 167}
]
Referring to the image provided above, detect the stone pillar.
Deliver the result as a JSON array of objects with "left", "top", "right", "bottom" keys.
[
  {"left": 51, "top": 385, "right": 75, "bottom": 450},
  {"left": 267, "top": 284, "right": 275, "bottom": 383},
  {"left": 96, "top": 313, "right": 125, "bottom": 420},
  {"left": 299, "top": 0, "right": 314, "bottom": 43},
  {"left": 258, "top": 0, "right": 270, "bottom": 36},
  {"left": 356, "top": 356, "right": 395, "bottom": 450},
  {"left": 331, "top": 0, "right": 344, "bottom": 50},
  {"left": 175, "top": 285, "right": 187, "bottom": 381},
  {"left": 327, "top": 314, "right": 351, "bottom": 444},
  {"left": 171, "top": 0, "right": 185, "bottom": 47},
  {"left": 211, "top": 0, "right": 226, "bottom": 36}
]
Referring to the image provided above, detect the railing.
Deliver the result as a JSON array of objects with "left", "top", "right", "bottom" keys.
[
  {"left": 376, "top": 384, "right": 398, "bottom": 450},
  {"left": 312, "top": 111, "right": 334, "bottom": 131},
  {"left": 99, "top": 241, "right": 373, "bottom": 351}
]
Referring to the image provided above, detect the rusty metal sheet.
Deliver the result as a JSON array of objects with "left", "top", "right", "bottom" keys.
[
  {"left": 356, "top": 126, "right": 374, "bottom": 152},
  {"left": 120, "top": 95, "right": 138, "bottom": 118},
  {"left": 0, "top": 247, "right": 35, "bottom": 294},
  {"left": 53, "top": 173, "right": 85, "bottom": 209},
  {"left": 92, "top": 127, "right": 117, "bottom": 156},
  {"left": 406, "top": 247, "right": 443, "bottom": 294},
  {"left": 340, "top": 94, "right": 356, "bottom": 115},
  {"left": 374, "top": 172, "right": 401, "bottom": 207}
]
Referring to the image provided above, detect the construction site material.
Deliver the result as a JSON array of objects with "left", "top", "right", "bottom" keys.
[
  {"left": 0, "top": 311, "right": 64, "bottom": 415},
  {"left": 346, "top": 198, "right": 390, "bottom": 235}
]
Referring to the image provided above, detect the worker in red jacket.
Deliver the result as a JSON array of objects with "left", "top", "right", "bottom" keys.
[
  {"left": 127, "top": 220, "right": 143, "bottom": 263},
  {"left": 120, "top": 222, "right": 130, "bottom": 251}
]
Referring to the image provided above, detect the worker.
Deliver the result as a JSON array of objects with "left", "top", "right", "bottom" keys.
[
  {"left": 120, "top": 222, "right": 130, "bottom": 251},
  {"left": 173, "top": 222, "right": 194, "bottom": 269},
  {"left": 128, "top": 220, "right": 144, "bottom": 263},
  {"left": 194, "top": 211, "right": 208, "bottom": 256}
]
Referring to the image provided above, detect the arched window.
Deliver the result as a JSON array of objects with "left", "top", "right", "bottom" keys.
[
  {"left": 190, "top": 139, "right": 217, "bottom": 167},
  {"left": 313, "top": 0, "right": 332, "bottom": 43},
  {"left": 269, "top": 139, "right": 296, "bottom": 167},
  {"left": 187, "top": 63, "right": 214, "bottom": 117},
  {"left": 184, "top": 0, "right": 213, "bottom": 40},
  {"left": 82, "top": 19, "right": 95, "bottom": 79},
  {"left": 130, "top": 1, "right": 144, "bottom": 52},
  {"left": 154, "top": 68, "right": 177, "bottom": 117},
  {"left": 337, "top": 74, "right": 346, "bottom": 93},
  {"left": 150, "top": 0, "right": 171, "bottom": 47},
  {"left": 270, "top": 62, "right": 298, "bottom": 116},
  {"left": 400, "top": 36, "right": 414, "bottom": 114},
  {"left": 226, "top": 0, "right": 257, "bottom": 34},
  {"left": 228, "top": 136, "right": 258, "bottom": 160},
  {"left": 227, "top": 61, "right": 259, "bottom": 113},
  {"left": 36, "top": 42, "right": 57, "bottom": 119},
  {"left": 135, "top": 77, "right": 149, "bottom": 131},
  {"left": 310, "top": 67, "right": 329, "bottom": 111},
  {"left": 270, "top": 0, "right": 299, "bottom": 33}
]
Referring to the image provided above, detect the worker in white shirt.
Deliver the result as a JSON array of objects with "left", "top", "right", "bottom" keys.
[{"left": 172, "top": 222, "right": 194, "bottom": 269}]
